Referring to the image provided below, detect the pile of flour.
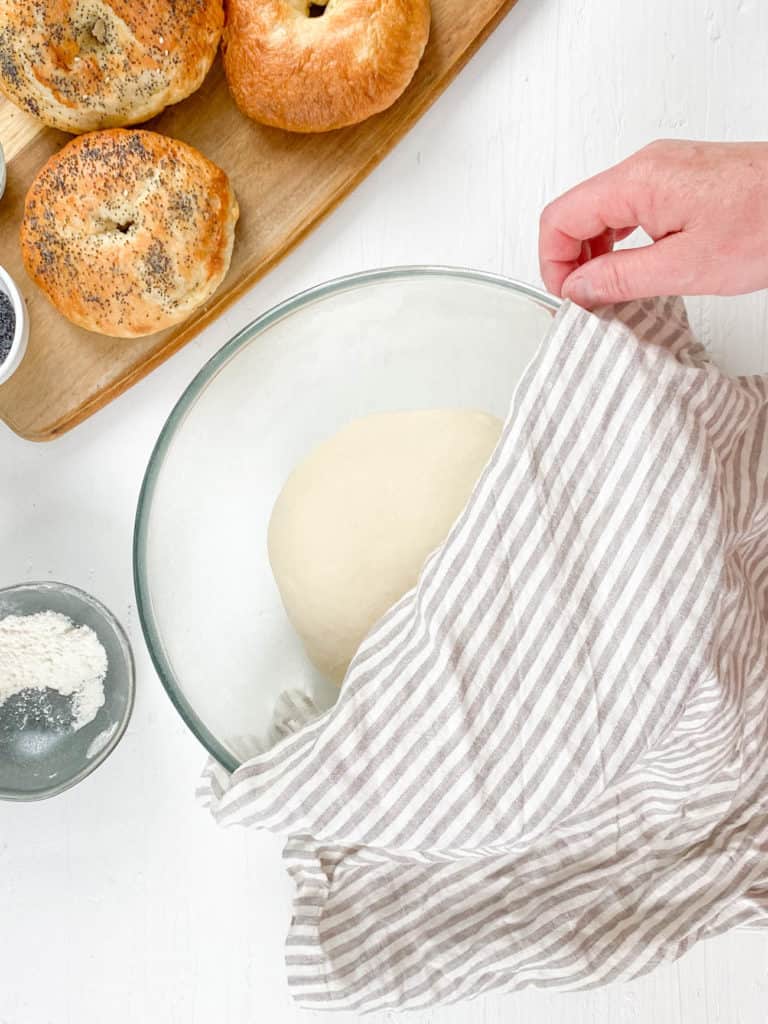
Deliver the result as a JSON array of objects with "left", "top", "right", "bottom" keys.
[{"left": 0, "top": 611, "right": 108, "bottom": 730}]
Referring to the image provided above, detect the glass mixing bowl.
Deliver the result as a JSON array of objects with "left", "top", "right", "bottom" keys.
[{"left": 134, "top": 267, "right": 559, "bottom": 771}]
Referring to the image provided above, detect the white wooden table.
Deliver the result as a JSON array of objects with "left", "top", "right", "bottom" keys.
[{"left": 2, "top": 1, "right": 768, "bottom": 1021}]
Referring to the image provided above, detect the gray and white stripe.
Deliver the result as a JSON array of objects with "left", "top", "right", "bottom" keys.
[{"left": 200, "top": 297, "right": 768, "bottom": 1011}]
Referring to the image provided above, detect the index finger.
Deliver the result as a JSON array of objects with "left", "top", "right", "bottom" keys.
[{"left": 539, "top": 164, "right": 642, "bottom": 296}]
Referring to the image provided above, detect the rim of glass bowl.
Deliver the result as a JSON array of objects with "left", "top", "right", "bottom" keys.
[
  {"left": 0, "top": 581, "right": 136, "bottom": 801},
  {"left": 134, "top": 265, "right": 560, "bottom": 772}
]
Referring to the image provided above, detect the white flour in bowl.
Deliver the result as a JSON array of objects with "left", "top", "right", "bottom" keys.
[{"left": 0, "top": 611, "right": 107, "bottom": 730}]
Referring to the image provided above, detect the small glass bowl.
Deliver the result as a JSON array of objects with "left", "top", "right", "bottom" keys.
[
  {"left": 0, "top": 265, "right": 30, "bottom": 387},
  {"left": 0, "top": 582, "right": 135, "bottom": 801}
]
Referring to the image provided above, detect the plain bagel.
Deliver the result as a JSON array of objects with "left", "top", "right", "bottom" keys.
[
  {"left": 0, "top": 0, "right": 224, "bottom": 133},
  {"left": 20, "top": 129, "right": 239, "bottom": 338},
  {"left": 222, "top": 0, "right": 431, "bottom": 133}
]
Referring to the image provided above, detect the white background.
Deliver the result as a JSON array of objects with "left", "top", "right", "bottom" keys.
[{"left": 2, "top": 1, "right": 768, "bottom": 1021}]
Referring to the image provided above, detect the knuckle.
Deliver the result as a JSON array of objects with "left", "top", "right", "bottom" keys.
[
  {"left": 636, "top": 137, "right": 698, "bottom": 174},
  {"left": 644, "top": 138, "right": 674, "bottom": 154},
  {"left": 633, "top": 138, "right": 676, "bottom": 176}
]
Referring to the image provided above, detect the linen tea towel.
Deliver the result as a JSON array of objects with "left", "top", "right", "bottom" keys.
[{"left": 200, "top": 296, "right": 768, "bottom": 1011}]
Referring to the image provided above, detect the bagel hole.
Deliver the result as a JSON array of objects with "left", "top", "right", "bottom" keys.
[
  {"left": 91, "top": 18, "right": 107, "bottom": 44},
  {"left": 308, "top": 3, "right": 327, "bottom": 16},
  {"left": 77, "top": 17, "right": 108, "bottom": 52},
  {"left": 97, "top": 217, "right": 135, "bottom": 236}
]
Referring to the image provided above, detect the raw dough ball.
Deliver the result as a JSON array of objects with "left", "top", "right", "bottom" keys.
[{"left": 268, "top": 409, "right": 502, "bottom": 685}]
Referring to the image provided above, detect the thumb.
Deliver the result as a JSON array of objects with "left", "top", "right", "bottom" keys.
[{"left": 562, "top": 235, "right": 690, "bottom": 308}]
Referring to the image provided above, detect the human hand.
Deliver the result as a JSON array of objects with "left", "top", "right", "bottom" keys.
[{"left": 539, "top": 140, "right": 768, "bottom": 308}]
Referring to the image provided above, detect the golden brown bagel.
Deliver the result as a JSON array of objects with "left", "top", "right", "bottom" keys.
[
  {"left": 222, "top": 0, "right": 431, "bottom": 132},
  {"left": 21, "top": 129, "right": 239, "bottom": 338},
  {"left": 0, "top": 1, "right": 224, "bottom": 133}
]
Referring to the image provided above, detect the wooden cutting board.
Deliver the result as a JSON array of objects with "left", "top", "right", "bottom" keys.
[{"left": 0, "top": 1, "right": 517, "bottom": 441}]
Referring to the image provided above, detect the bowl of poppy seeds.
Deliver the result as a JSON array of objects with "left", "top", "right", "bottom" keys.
[{"left": 0, "top": 265, "right": 29, "bottom": 387}]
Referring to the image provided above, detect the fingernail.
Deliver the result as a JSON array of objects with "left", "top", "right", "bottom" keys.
[{"left": 563, "top": 275, "right": 595, "bottom": 309}]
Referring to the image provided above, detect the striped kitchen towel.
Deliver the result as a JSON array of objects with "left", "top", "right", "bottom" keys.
[{"left": 199, "top": 296, "right": 768, "bottom": 1011}]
